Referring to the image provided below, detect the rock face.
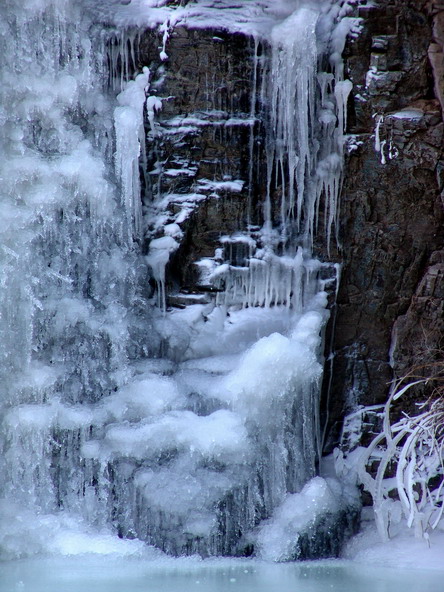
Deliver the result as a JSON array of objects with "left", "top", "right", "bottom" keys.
[
  {"left": 326, "top": 0, "right": 444, "bottom": 447},
  {"left": 134, "top": 26, "right": 263, "bottom": 291},
  {"left": 135, "top": 1, "right": 444, "bottom": 449}
]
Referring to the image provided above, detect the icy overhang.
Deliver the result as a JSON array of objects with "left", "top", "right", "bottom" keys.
[{"left": 87, "top": 0, "right": 359, "bottom": 39}]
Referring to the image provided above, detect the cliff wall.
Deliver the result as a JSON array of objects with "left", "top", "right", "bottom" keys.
[{"left": 326, "top": 0, "right": 444, "bottom": 445}]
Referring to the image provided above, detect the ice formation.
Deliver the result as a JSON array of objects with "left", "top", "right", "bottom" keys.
[
  {"left": 256, "top": 476, "right": 360, "bottom": 561},
  {"left": 115, "top": 67, "right": 151, "bottom": 239},
  {"left": 0, "top": 0, "right": 358, "bottom": 560}
]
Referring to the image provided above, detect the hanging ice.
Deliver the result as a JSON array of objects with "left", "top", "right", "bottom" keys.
[
  {"left": 265, "top": 4, "right": 355, "bottom": 250},
  {"left": 114, "top": 67, "right": 151, "bottom": 240}
]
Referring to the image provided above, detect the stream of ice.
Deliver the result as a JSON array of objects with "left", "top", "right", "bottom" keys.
[{"left": 0, "top": 0, "right": 359, "bottom": 561}]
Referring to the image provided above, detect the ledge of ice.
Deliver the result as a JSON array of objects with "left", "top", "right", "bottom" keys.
[
  {"left": 89, "top": 0, "right": 303, "bottom": 38},
  {"left": 197, "top": 179, "right": 244, "bottom": 193},
  {"left": 389, "top": 108, "right": 424, "bottom": 120}
]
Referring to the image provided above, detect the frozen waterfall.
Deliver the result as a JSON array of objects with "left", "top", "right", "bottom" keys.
[{"left": 0, "top": 0, "right": 359, "bottom": 560}]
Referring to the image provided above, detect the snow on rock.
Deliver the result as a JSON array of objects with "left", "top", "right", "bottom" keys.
[
  {"left": 197, "top": 179, "right": 244, "bottom": 193},
  {"left": 390, "top": 108, "right": 424, "bottom": 120},
  {"left": 93, "top": 408, "right": 249, "bottom": 464}
]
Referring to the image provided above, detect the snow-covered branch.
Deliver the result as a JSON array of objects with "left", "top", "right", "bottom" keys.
[{"left": 358, "top": 369, "right": 444, "bottom": 542}]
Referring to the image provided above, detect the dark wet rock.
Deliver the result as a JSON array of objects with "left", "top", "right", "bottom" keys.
[
  {"left": 324, "top": 0, "right": 444, "bottom": 449},
  {"left": 136, "top": 26, "right": 263, "bottom": 290},
  {"left": 293, "top": 506, "right": 361, "bottom": 560}
]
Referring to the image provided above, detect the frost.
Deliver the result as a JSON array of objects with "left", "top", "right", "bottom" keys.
[{"left": 355, "top": 377, "right": 444, "bottom": 543}]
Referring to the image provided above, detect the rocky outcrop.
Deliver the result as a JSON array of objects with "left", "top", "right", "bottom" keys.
[
  {"left": 325, "top": 0, "right": 444, "bottom": 448},
  {"left": 391, "top": 250, "right": 444, "bottom": 376},
  {"left": 429, "top": 1, "right": 444, "bottom": 112}
]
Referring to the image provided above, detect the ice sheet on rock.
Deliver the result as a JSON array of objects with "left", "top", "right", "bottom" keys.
[
  {"left": 163, "top": 303, "right": 297, "bottom": 360},
  {"left": 10, "top": 362, "right": 60, "bottom": 406},
  {"left": 98, "top": 375, "right": 184, "bottom": 423},
  {"left": 2, "top": 0, "right": 355, "bottom": 561},
  {"left": 92, "top": 408, "right": 248, "bottom": 462},
  {"left": 132, "top": 358, "right": 176, "bottom": 376},
  {"left": 0, "top": 0, "right": 157, "bottom": 546},
  {"left": 134, "top": 458, "right": 243, "bottom": 542},
  {"left": 180, "top": 354, "right": 241, "bottom": 375},
  {"left": 175, "top": 368, "right": 222, "bottom": 402}
]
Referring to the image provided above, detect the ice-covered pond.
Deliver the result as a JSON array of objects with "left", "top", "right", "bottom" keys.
[{"left": 1, "top": 557, "right": 443, "bottom": 592}]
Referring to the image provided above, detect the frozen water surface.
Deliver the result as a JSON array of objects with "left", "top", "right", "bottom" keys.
[{"left": 1, "top": 556, "right": 444, "bottom": 592}]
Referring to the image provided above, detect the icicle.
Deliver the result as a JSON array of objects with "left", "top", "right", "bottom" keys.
[
  {"left": 247, "top": 35, "right": 260, "bottom": 229},
  {"left": 146, "top": 95, "right": 163, "bottom": 135},
  {"left": 334, "top": 79, "right": 353, "bottom": 138},
  {"left": 374, "top": 113, "right": 384, "bottom": 153},
  {"left": 114, "top": 67, "right": 150, "bottom": 240},
  {"left": 109, "top": 30, "right": 139, "bottom": 92},
  {"left": 159, "top": 19, "right": 170, "bottom": 62},
  {"left": 269, "top": 7, "right": 318, "bottom": 236},
  {"left": 145, "top": 236, "right": 179, "bottom": 312}
]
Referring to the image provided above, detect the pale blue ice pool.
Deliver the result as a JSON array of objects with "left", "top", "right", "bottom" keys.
[{"left": 1, "top": 556, "right": 443, "bottom": 592}]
